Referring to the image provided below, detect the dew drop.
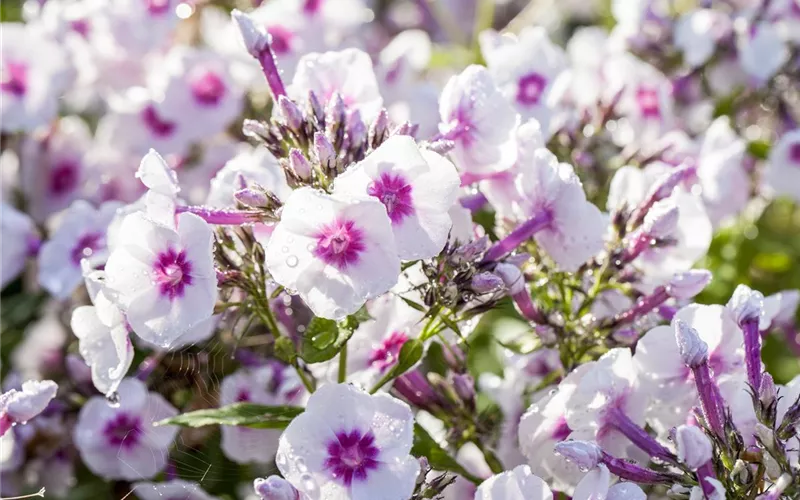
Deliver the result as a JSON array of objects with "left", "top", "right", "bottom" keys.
[
  {"left": 296, "top": 457, "right": 308, "bottom": 472},
  {"left": 106, "top": 391, "right": 121, "bottom": 408},
  {"left": 301, "top": 473, "right": 317, "bottom": 493},
  {"left": 275, "top": 452, "right": 288, "bottom": 467},
  {"left": 286, "top": 255, "right": 299, "bottom": 268},
  {"left": 282, "top": 246, "right": 289, "bottom": 253}
]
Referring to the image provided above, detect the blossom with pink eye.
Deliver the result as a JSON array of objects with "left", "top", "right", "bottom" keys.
[
  {"left": 265, "top": 187, "right": 399, "bottom": 319},
  {"left": 220, "top": 364, "right": 306, "bottom": 464},
  {"left": 0, "top": 380, "right": 58, "bottom": 436},
  {"left": 289, "top": 49, "right": 383, "bottom": 121},
  {"left": 37, "top": 200, "right": 121, "bottom": 299},
  {"left": 1, "top": 202, "right": 39, "bottom": 289},
  {"left": 0, "top": 23, "right": 71, "bottom": 132},
  {"left": 333, "top": 136, "right": 460, "bottom": 260},
  {"left": 134, "top": 479, "right": 220, "bottom": 500},
  {"left": 438, "top": 65, "right": 519, "bottom": 175},
  {"left": 20, "top": 116, "right": 92, "bottom": 222},
  {"left": 73, "top": 378, "right": 178, "bottom": 480},
  {"left": 480, "top": 27, "right": 566, "bottom": 136},
  {"left": 475, "top": 465, "right": 552, "bottom": 500},
  {"left": 104, "top": 211, "right": 217, "bottom": 348},
  {"left": 764, "top": 129, "right": 800, "bottom": 203},
  {"left": 276, "top": 383, "right": 419, "bottom": 499}
]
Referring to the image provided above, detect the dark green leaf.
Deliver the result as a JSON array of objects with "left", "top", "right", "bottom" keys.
[
  {"left": 747, "top": 140, "right": 771, "bottom": 160},
  {"left": 299, "top": 316, "right": 360, "bottom": 364},
  {"left": 399, "top": 296, "right": 427, "bottom": 312},
  {"left": 157, "top": 403, "right": 303, "bottom": 429},
  {"left": 411, "top": 424, "right": 480, "bottom": 484},
  {"left": 274, "top": 336, "right": 297, "bottom": 364},
  {"left": 369, "top": 339, "right": 425, "bottom": 393}
]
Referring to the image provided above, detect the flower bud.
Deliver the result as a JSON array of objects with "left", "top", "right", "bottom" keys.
[
  {"left": 370, "top": 108, "right": 390, "bottom": 144},
  {"left": 554, "top": 440, "right": 603, "bottom": 471},
  {"left": 232, "top": 10, "right": 268, "bottom": 58},
  {"left": 278, "top": 95, "right": 304, "bottom": 132},
  {"left": 674, "top": 425, "right": 712, "bottom": 470},
  {"left": 288, "top": 149, "right": 312, "bottom": 180},
  {"left": 666, "top": 269, "right": 712, "bottom": 300},
  {"left": 470, "top": 272, "right": 504, "bottom": 294},
  {"left": 326, "top": 92, "right": 346, "bottom": 129},
  {"left": 347, "top": 109, "right": 367, "bottom": 146},
  {"left": 242, "top": 119, "right": 270, "bottom": 140},
  {"left": 452, "top": 373, "right": 475, "bottom": 404},
  {"left": 674, "top": 320, "right": 709, "bottom": 368},
  {"left": 253, "top": 476, "right": 300, "bottom": 500},
  {"left": 727, "top": 284, "right": 764, "bottom": 326},
  {"left": 313, "top": 132, "right": 335, "bottom": 167},
  {"left": 754, "top": 423, "right": 774, "bottom": 448},
  {"left": 493, "top": 263, "right": 524, "bottom": 295},
  {"left": 643, "top": 200, "right": 679, "bottom": 238},
  {"left": 234, "top": 188, "right": 269, "bottom": 208},
  {"left": 307, "top": 90, "right": 325, "bottom": 125},
  {"left": 647, "top": 165, "right": 694, "bottom": 203},
  {"left": 759, "top": 372, "right": 777, "bottom": 408}
]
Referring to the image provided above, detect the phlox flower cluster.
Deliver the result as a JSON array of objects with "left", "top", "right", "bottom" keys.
[{"left": 1, "top": 0, "right": 799, "bottom": 499}]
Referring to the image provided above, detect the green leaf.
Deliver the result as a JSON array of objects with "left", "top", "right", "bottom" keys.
[
  {"left": 157, "top": 403, "right": 303, "bottom": 429},
  {"left": 299, "top": 315, "right": 363, "bottom": 364},
  {"left": 369, "top": 339, "right": 425, "bottom": 393},
  {"left": 747, "top": 140, "right": 771, "bottom": 160},
  {"left": 411, "top": 424, "right": 481, "bottom": 484},
  {"left": 399, "top": 296, "right": 427, "bottom": 312},
  {"left": 273, "top": 336, "right": 297, "bottom": 364}
]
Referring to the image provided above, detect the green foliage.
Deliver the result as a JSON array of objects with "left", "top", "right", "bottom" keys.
[
  {"left": 157, "top": 403, "right": 303, "bottom": 429},
  {"left": 410, "top": 424, "right": 481, "bottom": 484}
]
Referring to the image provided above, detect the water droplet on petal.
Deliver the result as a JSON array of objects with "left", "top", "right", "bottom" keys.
[
  {"left": 106, "top": 391, "right": 121, "bottom": 408},
  {"left": 286, "top": 255, "right": 299, "bottom": 268}
]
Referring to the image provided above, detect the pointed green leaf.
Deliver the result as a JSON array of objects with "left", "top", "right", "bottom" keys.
[{"left": 156, "top": 403, "right": 303, "bottom": 429}]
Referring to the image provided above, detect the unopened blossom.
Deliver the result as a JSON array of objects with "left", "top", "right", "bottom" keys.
[
  {"left": 474, "top": 465, "right": 552, "bottom": 500},
  {"left": 265, "top": 187, "right": 400, "bottom": 319},
  {"left": 289, "top": 48, "right": 383, "bottom": 121},
  {"left": 37, "top": 200, "right": 120, "bottom": 299},
  {"left": 333, "top": 136, "right": 460, "bottom": 260},
  {"left": 73, "top": 378, "right": 178, "bottom": 480},
  {"left": 276, "top": 383, "right": 419, "bottom": 499},
  {"left": 763, "top": 129, "right": 800, "bottom": 203},
  {"left": 438, "top": 65, "right": 519, "bottom": 174},
  {"left": 0, "top": 203, "right": 38, "bottom": 288},
  {"left": 0, "top": 380, "right": 58, "bottom": 436},
  {"left": 480, "top": 27, "right": 567, "bottom": 135},
  {"left": 254, "top": 475, "right": 304, "bottom": 500},
  {"left": 220, "top": 364, "right": 305, "bottom": 464},
  {"left": 0, "top": 23, "right": 71, "bottom": 131},
  {"left": 487, "top": 148, "right": 605, "bottom": 271},
  {"left": 207, "top": 145, "right": 289, "bottom": 207},
  {"left": 104, "top": 211, "right": 218, "bottom": 347},
  {"left": 134, "top": 479, "right": 219, "bottom": 500}
]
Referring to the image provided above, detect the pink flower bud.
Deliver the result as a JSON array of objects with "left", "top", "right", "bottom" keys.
[
  {"left": 674, "top": 320, "right": 709, "bottom": 368},
  {"left": 727, "top": 284, "right": 764, "bottom": 326},
  {"left": 675, "top": 425, "right": 712, "bottom": 470},
  {"left": 666, "top": 269, "right": 712, "bottom": 299},
  {"left": 642, "top": 200, "right": 679, "bottom": 238},
  {"left": 278, "top": 95, "right": 304, "bottom": 132},
  {"left": 470, "top": 272, "right": 504, "bottom": 294},
  {"left": 234, "top": 188, "right": 269, "bottom": 208},
  {"left": 554, "top": 440, "right": 603, "bottom": 471},
  {"left": 254, "top": 476, "right": 300, "bottom": 500},
  {"left": 289, "top": 149, "right": 312, "bottom": 180}
]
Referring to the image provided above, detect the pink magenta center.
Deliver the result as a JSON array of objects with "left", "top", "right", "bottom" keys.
[
  {"left": 266, "top": 25, "right": 294, "bottom": 55},
  {"left": 146, "top": 0, "right": 171, "bottom": 15},
  {"left": 153, "top": 248, "right": 193, "bottom": 300},
  {"left": 447, "top": 104, "right": 475, "bottom": 147},
  {"left": 50, "top": 161, "right": 80, "bottom": 196},
  {"left": 367, "top": 331, "right": 409, "bottom": 373},
  {"left": 516, "top": 72, "right": 548, "bottom": 106},
  {"left": 141, "top": 105, "right": 176, "bottom": 138},
  {"left": 324, "top": 429, "right": 380, "bottom": 486},
  {"left": 367, "top": 172, "right": 414, "bottom": 224},
  {"left": 70, "top": 232, "right": 105, "bottom": 265},
  {"left": 103, "top": 413, "right": 142, "bottom": 449},
  {"left": 190, "top": 69, "right": 227, "bottom": 106},
  {"left": 2, "top": 60, "right": 28, "bottom": 97},
  {"left": 313, "top": 218, "right": 366, "bottom": 270},
  {"left": 789, "top": 143, "right": 800, "bottom": 165},
  {"left": 636, "top": 86, "right": 661, "bottom": 118}
]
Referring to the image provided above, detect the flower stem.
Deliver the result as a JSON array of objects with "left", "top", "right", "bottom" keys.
[{"left": 338, "top": 343, "right": 348, "bottom": 383}]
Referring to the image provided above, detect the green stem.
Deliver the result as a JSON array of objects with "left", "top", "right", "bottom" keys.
[
  {"left": 338, "top": 343, "right": 348, "bottom": 383},
  {"left": 294, "top": 364, "right": 316, "bottom": 394}
]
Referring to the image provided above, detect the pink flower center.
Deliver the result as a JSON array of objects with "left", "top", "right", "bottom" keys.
[
  {"left": 190, "top": 69, "right": 226, "bottom": 106},
  {"left": 636, "top": 86, "right": 661, "bottom": 118},
  {"left": 446, "top": 105, "right": 476, "bottom": 147},
  {"left": 141, "top": 105, "right": 176, "bottom": 138},
  {"left": 516, "top": 72, "right": 547, "bottom": 106},
  {"left": 70, "top": 232, "right": 105, "bottom": 265},
  {"left": 266, "top": 25, "right": 294, "bottom": 55},
  {"left": 103, "top": 413, "right": 142, "bottom": 449},
  {"left": 324, "top": 429, "right": 380, "bottom": 486},
  {"left": 367, "top": 331, "right": 409, "bottom": 373},
  {"left": 153, "top": 248, "right": 193, "bottom": 300},
  {"left": 70, "top": 18, "right": 91, "bottom": 37},
  {"left": 146, "top": 0, "right": 171, "bottom": 15},
  {"left": 313, "top": 219, "right": 366, "bottom": 270},
  {"left": 49, "top": 161, "right": 79, "bottom": 196},
  {"left": 367, "top": 172, "right": 414, "bottom": 224},
  {"left": 236, "top": 389, "right": 250, "bottom": 402},
  {"left": 303, "top": 0, "right": 323, "bottom": 14},
  {"left": 789, "top": 143, "right": 800, "bottom": 165},
  {"left": 1, "top": 60, "right": 28, "bottom": 97}
]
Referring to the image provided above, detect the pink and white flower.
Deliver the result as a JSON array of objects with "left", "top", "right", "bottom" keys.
[
  {"left": 333, "top": 136, "right": 461, "bottom": 260},
  {"left": 37, "top": 200, "right": 120, "bottom": 299},
  {"left": 438, "top": 65, "right": 519, "bottom": 175},
  {"left": 265, "top": 187, "right": 400, "bottom": 319},
  {"left": 475, "top": 465, "right": 552, "bottom": 500},
  {"left": 220, "top": 363, "right": 306, "bottom": 464},
  {"left": 0, "top": 380, "right": 58, "bottom": 436},
  {"left": 73, "top": 378, "right": 178, "bottom": 480},
  {"left": 104, "top": 211, "right": 218, "bottom": 348},
  {"left": 276, "top": 383, "right": 419, "bottom": 499}
]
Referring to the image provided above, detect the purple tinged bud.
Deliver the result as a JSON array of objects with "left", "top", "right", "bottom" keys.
[
  {"left": 470, "top": 272, "right": 504, "bottom": 294},
  {"left": 493, "top": 263, "right": 525, "bottom": 295},
  {"left": 760, "top": 372, "right": 777, "bottom": 407},
  {"left": 426, "top": 139, "right": 455, "bottom": 155},
  {"left": 253, "top": 476, "right": 300, "bottom": 500},
  {"left": 757, "top": 474, "right": 792, "bottom": 500},
  {"left": 728, "top": 284, "right": 765, "bottom": 392},
  {"left": 554, "top": 440, "right": 603, "bottom": 471},
  {"left": 675, "top": 320, "right": 709, "bottom": 368},
  {"left": 243, "top": 119, "right": 270, "bottom": 140},
  {"left": 674, "top": 425, "right": 712, "bottom": 470},
  {"left": 666, "top": 269, "right": 712, "bottom": 300},
  {"left": 452, "top": 373, "right": 475, "bottom": 403},
  {"left": 643, "top": 200, "right": 679, "bottom": 238},
  {"left": 648, "top": 165, "right": 694, "bottom": 202},
  {"left": 393, "top": 121, "right": 415, "bottom": 137},
  {"left": 307, "top": 91, "right": 325, "bottom": 125},
  {"left": 727, "top": 284, "right": 764, "bottom": 326},
  {"left": 231, "top": 10, "right": 286, "bottom": 98},
  {"left": 370, "top": 108, "right": 389, "bottom": 142},
  {"left": 289, "top": 149, "right": 312, "bottom": 180},
  {"left": 313, "top": 132, "right": 335, "bottom": 166},
  {"left": 234, "top": 188, "right": 269, "bottom": 208},
  {"left": 326, "top": 93, "right": 346, "bottom": 125},
  {"left": 347, "top": 110, "right": 367, "bottom": 145},
  {"left": 278, "top": 95, "right": 304, "bottom": 131}
]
